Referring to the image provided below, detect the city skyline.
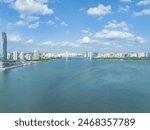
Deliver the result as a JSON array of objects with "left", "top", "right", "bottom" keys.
[
  {"left": 1, "top": 31, "right": 149, "bottom": 63},
  {"left": 0, "top": 0, "right": 150, "bottom": 53}
]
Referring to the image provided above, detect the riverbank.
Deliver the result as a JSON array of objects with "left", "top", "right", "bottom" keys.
[
  {"left": 0, "top": 64, "right": 24, "bottom": 71},
  {"left": 0, "top": 59, "right": 54, "bottom": 71},
  {"left": 94, "top": 57, "right": 150, "bottom": 60}
]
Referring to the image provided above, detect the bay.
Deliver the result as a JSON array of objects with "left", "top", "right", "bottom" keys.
[{"left": 0, "top": 58, "right": 150, "bottom": 113}]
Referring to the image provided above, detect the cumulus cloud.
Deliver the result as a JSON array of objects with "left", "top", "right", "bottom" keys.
[
  {"left": 0, "top": 0, "right": 53, "bottom": 15},
  {"left": 95, "top": 29, "right": 134, "bottom": 39},
  {"left": 78, "top": 19, "right": 147, "bottom": 45},
  {"left": 79, "top": 36, "right": 97, "bottom": 44},
  {"left": 11, "top": 0, "right": 53, "bottom": 16},
  {"left": 80, "top": 36, "right": 91, "bottom": 43},
  {"left": 104, "top": 20, "right": 128, "bottom": 31},
  {"left": 8, "top": 34, "right": 22, "bottom": 42},
  {"left": 87, "top": 4, "right": 111, "bottom": 16},
  {"left": 91, "top": 20, "right": 147, "bottom": 44},
  {"left": 94, "top": 29, "right": 147, "bottom": 44},
  {"left": 7, "top": 20, "right": 26, "bottom": 27},
  {"left": 137, "top": 0, "right": 150, "bottom": 6},
  {"left": 15, "top": 20, "right": 26, "bottom": 26},
  {"left": 134, "top": 9, "right": 150, "bottom": 16},
  {"left": 28, "top": 22, "right": 39, "bottom": 29},
  {"left": 2, "top": 0, "right": 53, "bottom": 29},
  {"left": 25, "top": 39, "right": 33, "bottom": 44},
  {"left": 118, "top": 5, "right": 130, "bottom": 13}
]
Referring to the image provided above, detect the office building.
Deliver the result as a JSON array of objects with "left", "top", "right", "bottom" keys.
[{"left": 0, "top": 32, "right": 7, "bottom": 67}]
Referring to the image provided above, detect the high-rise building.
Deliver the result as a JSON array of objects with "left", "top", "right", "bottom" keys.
[
  {"left": 12, "top": 51, "right": 18, "bottom": 61},
  {"left": 32, "top": 50, "right": 40, "bottom": 60},
  {"left": 0, "top": 32, "right": 7, "bottom": 67},
  {"left": 0, "top": 32, "right": 7, "bottom": 61},
  {"left": 25, "top": 53, "right": 32, "bottom": 61},
  {"left": 19, "top": 52, "right": 25, "bottom": 61}
]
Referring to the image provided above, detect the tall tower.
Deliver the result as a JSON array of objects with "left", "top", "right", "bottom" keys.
[{"left": 0, "top": 32, "right": 7, "bottom": 62}]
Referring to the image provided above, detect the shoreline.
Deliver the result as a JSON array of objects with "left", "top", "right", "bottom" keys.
[
  {"left": 1, "top": 58, "right": 150, "bottom": 71},
  {"left": 0, "top": 64, "right": 24, "bottom": 71},
  {"left": 0, "top": 60, "right": 49, "bottom": 71},
  {"left": 94, "top": 57, "right": 150, "bottom": 61}
]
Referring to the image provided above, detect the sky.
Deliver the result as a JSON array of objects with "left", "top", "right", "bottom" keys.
[{"left": 0, "top": 0, "right": 150, "bottom": 53}]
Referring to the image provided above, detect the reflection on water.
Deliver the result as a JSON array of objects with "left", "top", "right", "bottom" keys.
[{"left": 0, "top": 59, "right": 150, "bottom": 113}]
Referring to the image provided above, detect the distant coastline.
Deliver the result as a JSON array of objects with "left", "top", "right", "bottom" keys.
[
  {"left": 1, "top": 57, "right": 150, "bottom": 71},
  {"left": 94, "top": 57, "right": 150, "bottom": 61}
]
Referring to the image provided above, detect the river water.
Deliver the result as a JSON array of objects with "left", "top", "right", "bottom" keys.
[{"left": 0, "top": 58, "right": 150, "bottom": 112}]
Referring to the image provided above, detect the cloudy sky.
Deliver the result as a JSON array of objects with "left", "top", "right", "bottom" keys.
[{"left": 0, "top": 0, "right": 150, "bottom": 53}]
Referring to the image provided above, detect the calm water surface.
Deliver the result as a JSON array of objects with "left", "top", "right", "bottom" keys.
[{"left": 0, "top": 58, "right": 150, "bottom": 113}]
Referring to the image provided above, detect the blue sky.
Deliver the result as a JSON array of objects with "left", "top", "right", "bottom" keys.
[{"left": 0, "top": 0, "right": 150, "bottom": 53}]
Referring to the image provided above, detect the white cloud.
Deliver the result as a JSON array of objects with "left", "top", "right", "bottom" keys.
[
  {"left": 8, "top": 34, "right": 22, "bottom": 42},
  {"left": 47, "top": 20, "right": 55, "bottom": 25},
  {"left": 81, "top": 29, "right": 93, "bottom": 36},
  {"left": 95, "top": 29, "right": 134, "bottom": 39},
  {"left": 25, "top": 39, "right": 33, "bottom": 44},
  {"left": 120, "top": 0, "right": 132, "bottom": 2},
  {"left": 79, "top": 19, "right": 147, "bottom": 45},
  {"left": 87, "top": 4, "right": 111, "bottom": 16},
  {"left": 61, "top": 21, "right": 68, "bottom": 26},
  {"left": 20, "top": 15, "right": 40, "bottom": 22},
  {"left": 7, "top": 20, "right": 26, "bottom": 27},
  {"left": 41, "top": 40, "right": 80, "bottom": 48},
  {"left": 11, "top": 0, "right": 53, "bottom": 16},
  {"left": 122, "top": 27, "right": 129, "bottom": 31},
  {"left": 104, "top": 20, "right": 129, "bottom": 31},
  {"left": 118, "top": 5, "right": 130, "bottom": 13},
  {"left": 28, "top": 22, "right": 39, "bottom": 29},
  {"left": 136, "top": 36, "right": 147, "bottom": 43},
  {"left": 15, "top": 20, "right": 26, "bottom": 26},
  {"left": 79, "top": 36, "right": 97, "bottom": 44},
  {"left": 81, "top": 36, "right": 91, "bottom": 43},
  {"left": 134, "top": 9, "right": 150, "bottom": 16},
  {"left": 78, "top": 36, "right": 113, "bottom": 46},
  {"left": 1, "top": 0, "right": 53, "bottom": 29},
  {"left": 137, "top": 0, "right": 150, "bottom": 6},
  {"left": 93, "top": 20, "right": 147, "bottom": 44},
  {"left": 94, "top": 29, "right": 147, "bottom": 44}
]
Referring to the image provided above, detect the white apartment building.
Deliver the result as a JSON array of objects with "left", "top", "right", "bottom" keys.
[{"left": 12, "top": 51, "right": 18, "bottom": 61}]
